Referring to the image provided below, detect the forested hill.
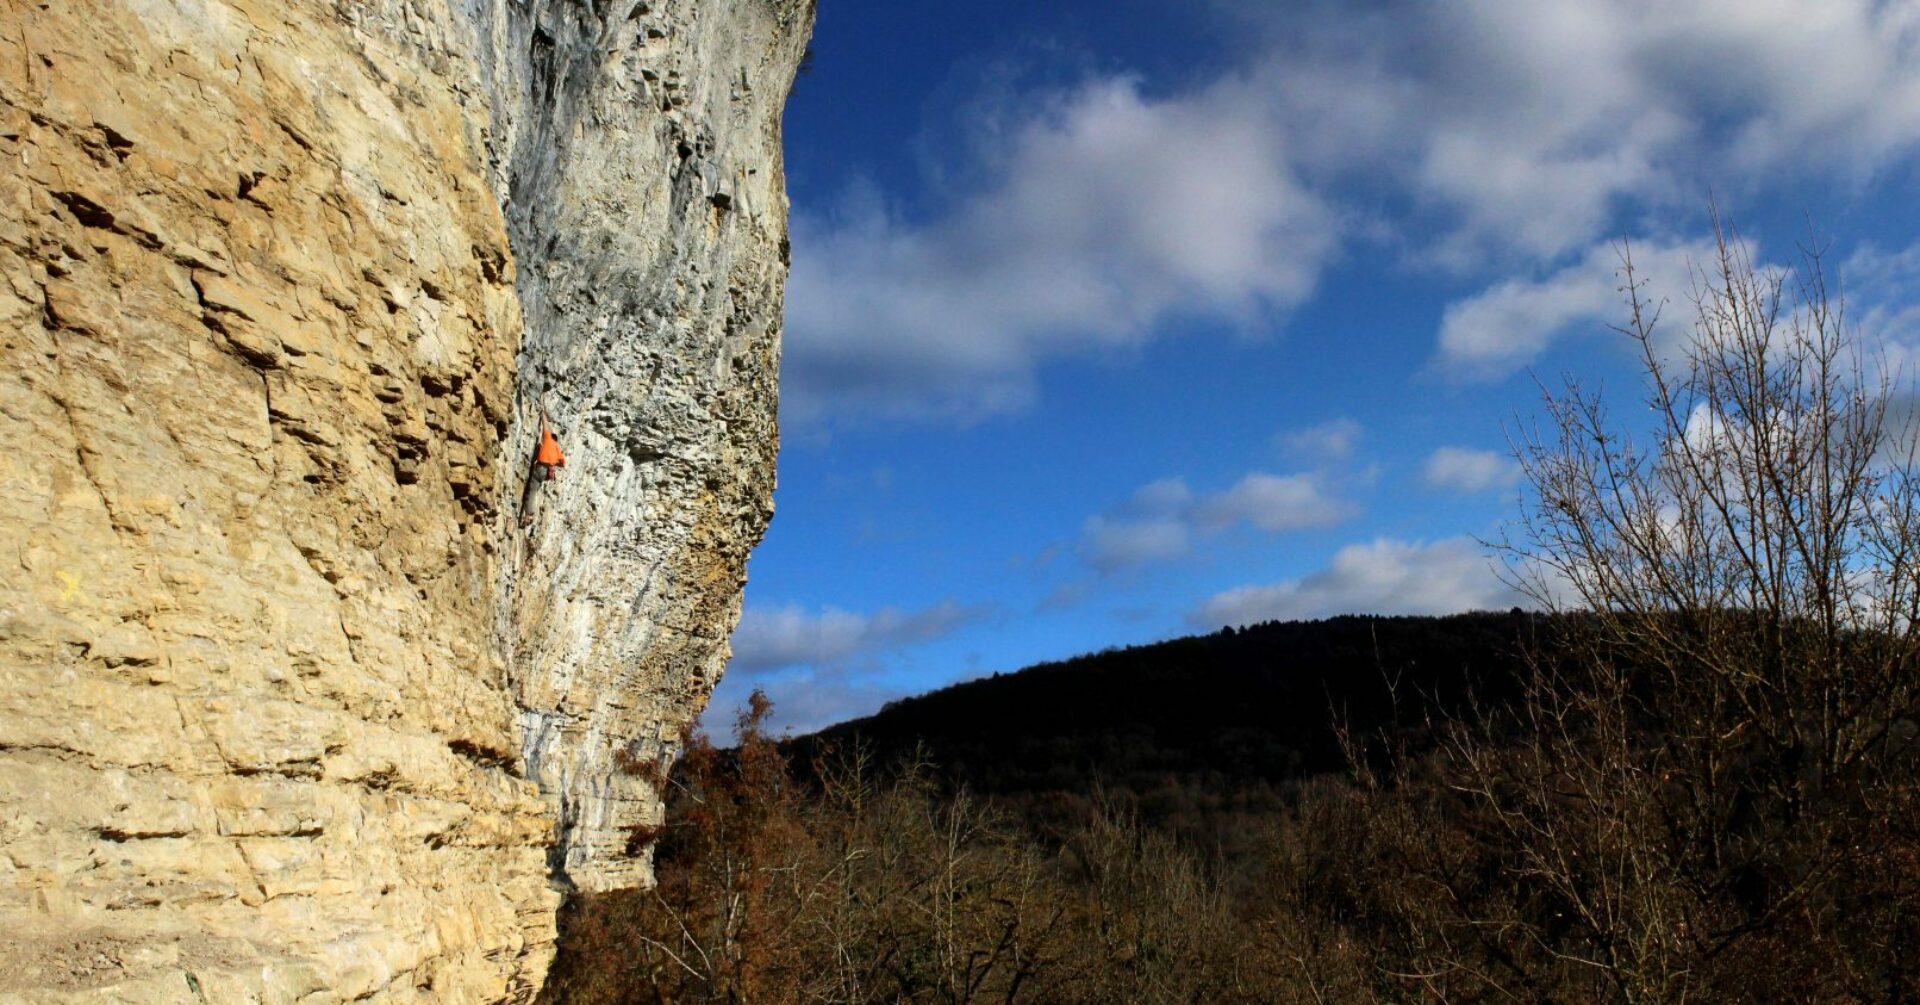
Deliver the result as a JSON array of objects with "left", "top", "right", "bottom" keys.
[{"left": 787, "top": 611, "right": 1540, "bottom": 838}]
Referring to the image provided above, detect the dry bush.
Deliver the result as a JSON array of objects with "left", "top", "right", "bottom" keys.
[{"left": 545, "top": 695, "right": 1091, "bottom": 1004}]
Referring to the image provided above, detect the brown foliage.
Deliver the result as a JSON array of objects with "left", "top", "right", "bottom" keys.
[{"left": 544, "top": 692, "right": 1284, "bottom": 1004}]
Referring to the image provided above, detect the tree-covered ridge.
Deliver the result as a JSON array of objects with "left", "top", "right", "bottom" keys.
[{"left": 791, "top": 611, "right": 1533, "bottom": 838}]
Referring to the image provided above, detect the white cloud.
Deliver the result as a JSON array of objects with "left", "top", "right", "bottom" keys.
[
  {"left": 1080, "top": 515, "right": 1192, "bottom": 573},
  {"left": 1191, "top": 537, "right": 1524, "bottom": 628},
  {"left": 1437, "top": 229, "right": 1920, "bottom": 383},
  {"left": 1423, "top": 446, "right": 1522, "bottom": 493},
  {"left": 1281, "top": 418, "right": 1363, "bottom": 460},
  {"left": 1082, "top": 480, "right": 1198, "bottom": 572},
  {"left": 784, "top": 0, "right": 1920, "bottom": 426},
  {"left": 1077, "top": 471, "right": 1354, "bottom": 573},
  {"left": 1121, "top": 477, "right": 1196, "bottom": 516},
  {"left": 728, "top": 600, "right": 990, "bottom": 673},
  {"left": 1846, "top": 241, "right": 1920, "bottom": 453},
  {"left": 1038, "top": 579, "right": 1096, "bottom": 613},
  {"left": 704, "top": 668, "right": 905, "bottom": 737},
  {"left": 784, "top": 76, "right": 1337, "bottom": 426},
  {"left": 1436, "top": 238, "right": 1709, "bottom": 378},
  {"left": 1196, "top": 472, "right": 1354, "bottom": 532},
  {"left": 711, "top": 600, "right": 992, "bottom": 733},
  {"left": 1844, "top": 240, "right": 1920, "bottom": 348},
  {"left": 1258, "top": 0, "right": 1920, "bottom": 264},
  {"left": 1077, "top": 479, "right": 1203, "bottom": 573}
]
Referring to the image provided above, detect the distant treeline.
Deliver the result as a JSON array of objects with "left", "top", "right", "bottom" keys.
[{"left": 789, "top": 610, "right": 1538, "bottom": 852}]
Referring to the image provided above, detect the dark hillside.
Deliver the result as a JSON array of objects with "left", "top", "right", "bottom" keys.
[{"left": 788, "top": 611, "right": 1540, "bottom": 844}]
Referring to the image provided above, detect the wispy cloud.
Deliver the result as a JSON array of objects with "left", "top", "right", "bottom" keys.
[
  {"left": 714, "top": 599, "right": 997, "bottom": 732},
  {"left": 1280, "top": 418, "right": 1363, "bottom": 460},
  {"left": 1038, "top": 579, "right": 1096, "bottom": 613},
  {"left": 1079, "top": 472, "right": 1355, "bottom": 574},
  {"left": 1423, "top": 446, "right": 1522, "bottom": 493},
  {"left": 705, "top": 671, "right": 906, "bottom": 737},
  {"left": 1190, "top": 537, "right": 1522, "bottom": 628},
  {"left": 1844, "top": 240, "right": 1920, "bottom": 347},
  {"left": 1080, "top": 514, "right": 1193, "bottom": 574},
  {"left": 1434, "top": 239, "right": 1709, "bottom": 378},
  {"left": 729, "top": 600, "right": 992, "bottom": 674}
]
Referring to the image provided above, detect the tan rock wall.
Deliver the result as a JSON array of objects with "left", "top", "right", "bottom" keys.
[{"left": 0, "top": 0, "right": 809, "bottom": 999}]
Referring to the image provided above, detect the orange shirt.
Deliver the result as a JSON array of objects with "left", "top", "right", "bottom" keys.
[{"left": 536, "top": 427, "right": 566, "bottom": 467}]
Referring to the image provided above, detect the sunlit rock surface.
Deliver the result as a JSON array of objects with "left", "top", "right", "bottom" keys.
[{"left": 0, "top": 0, "right": 808, "bottom": 998}]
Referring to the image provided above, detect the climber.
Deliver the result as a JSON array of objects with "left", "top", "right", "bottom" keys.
[{"left": 520, "top": 411, "right": 567, "bottom": 527}]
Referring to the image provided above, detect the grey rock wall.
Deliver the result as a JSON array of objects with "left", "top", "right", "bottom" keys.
[{"left": 476, "top": 0, "right": 811, "bottom": 892}]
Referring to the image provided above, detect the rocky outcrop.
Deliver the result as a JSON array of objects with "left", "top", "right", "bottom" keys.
[
  {"left": 476, "top": 0, "right": 805, "bottom": 895},
  {"left": 0, "top": 0, "right": 809, "bottom": 1000}
]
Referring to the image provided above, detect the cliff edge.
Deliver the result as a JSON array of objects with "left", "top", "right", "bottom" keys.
[{"left": 0, "top": 0, "right": 810, "bottom": 1000}]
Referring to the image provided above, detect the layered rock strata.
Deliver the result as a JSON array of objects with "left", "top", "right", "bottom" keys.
[{"left": 0, "top": 0, "right": 808, "bottom": 999}]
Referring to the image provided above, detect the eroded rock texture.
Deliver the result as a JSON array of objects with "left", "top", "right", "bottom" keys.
[
  {"left": 0, "top": 0, "right": 808, "bottom": 1000},
  {"left": 475, "top": 0, "right": 806, "bottom": 895}
]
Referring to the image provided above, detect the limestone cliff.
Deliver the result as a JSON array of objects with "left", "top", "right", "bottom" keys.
[{"left": 0, "top": 0, "right": 810, "bottom": 1000}]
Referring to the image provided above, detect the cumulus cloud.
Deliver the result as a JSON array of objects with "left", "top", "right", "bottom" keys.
[
  {"left": 1119, "top": 477, "right": 1196, "bottom": 516},
  {"left": 729, "top": 600, "right": 991, "bottom": 674},
  {"left": 784, "top": 76, "right": 1336, "bottom": 426},
  {"left": 1423, "top": 446, "right": 1522, "bottom": 493},
  {"left": 1078, "top": 471, "right": 1354, "bottom": 573},
  {"left": 780, "top": 1, "right": 1920, "bottom": 426},
  {"left": 1190, "top": 537, "right": 1525, "bottom": 628},
  {"left": 1196, "top": 472, "right": 1355, "bottom": 531},
  {"left": 1256, "top": 0, "right": 1920, "bottom": 264},
  {"left": 1280, "top": 418, "right": 1363, "bottom": 460}
]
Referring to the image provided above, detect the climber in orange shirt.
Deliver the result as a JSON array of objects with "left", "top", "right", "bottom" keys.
[
  {"left": 535, "top": 420, "right": 567, "bottom": 475},
  {"left": 521, "top": 410, "right": 566, "bottom": 527}
]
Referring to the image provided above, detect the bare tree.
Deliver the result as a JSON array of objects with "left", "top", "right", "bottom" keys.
[{"left": 1446, "top": 216, "right": 1920, "bottom": 1001}]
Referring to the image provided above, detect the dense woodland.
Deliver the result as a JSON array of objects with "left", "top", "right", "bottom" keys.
[{"left": 542, "top": 240, "right": 1920, "bottom": 1002}]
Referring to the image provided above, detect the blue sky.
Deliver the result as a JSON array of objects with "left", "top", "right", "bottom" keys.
[{"left": 710, "top": 0, "right": 1920, "bottom": 732}]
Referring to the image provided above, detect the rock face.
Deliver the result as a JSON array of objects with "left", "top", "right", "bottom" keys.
[{"left": 0, "top": 0, "right": 809, "bottom": 1000}]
